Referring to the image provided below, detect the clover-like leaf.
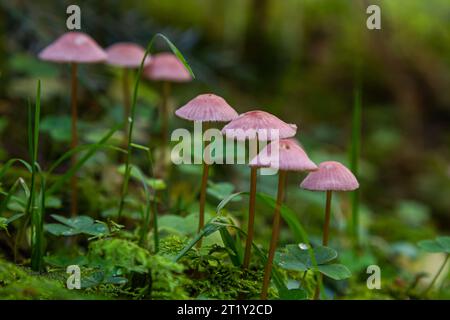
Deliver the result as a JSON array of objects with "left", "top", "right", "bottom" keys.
[
  {"left": 276, "top": 244, "right": 351, "bottom": 280},
  {"left": 317, "top": 264, "right": 352, "bottom": 280},
  {"left": 44, "top": 214, "right": 109, "bottom": 237},
  {"left": 418, "top": 236, "right": 450, "bottom": 254},
  {"left": 276, "top": 244, "right": 337, "bottom": 271}
]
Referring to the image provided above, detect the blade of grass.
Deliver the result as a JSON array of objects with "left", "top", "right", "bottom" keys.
[
  {"left": 29, "top": 81, "right": 42, "bottom": 271},
  {"left": 117, "top": 33, "right": 194, "bottom": 218}
]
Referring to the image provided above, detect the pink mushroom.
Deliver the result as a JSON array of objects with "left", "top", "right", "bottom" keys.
[
  {"left": 222, "top": 110, "right": 297, "bottom": 270},
  {"left": 38, "top": 31, "right": 107, "bottom": 217},
  {"left": 175, "top": 94, "right": 238, "bottom": 247},
  {"left": 105, "top": 43, "right": 150, "bottom": 140},
  {"left": 250, "top": 139, "right": 317, "bottom": 299},
  {"left": 300, "top": 160, "right": 359, "bottom": 299}
]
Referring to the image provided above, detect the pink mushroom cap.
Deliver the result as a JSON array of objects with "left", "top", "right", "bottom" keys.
[
  {"left": 250, "top": 139, "right": 318, "bottom": 172},
  {"left": 300, "top": 161, "right": 359, "bottom": 191},
  {"left": 105, "top": 42, "right": 150, "bottom": 68},
  {"left": 175, "top": 94, "right": 238, "bottom": 122},
  {"left": 38, "top": 32, "right": 107, "bottom": 63},
  {"left": 143, "top": 53, "right": 192, "bottom": 82},
  {"left": 221, "top": 110, "right": 297, "bottom": 141}
]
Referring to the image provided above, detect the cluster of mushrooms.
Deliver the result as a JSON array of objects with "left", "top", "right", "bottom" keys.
[{"left": 38, "top": 31, "right": 359, "bottom": 300}]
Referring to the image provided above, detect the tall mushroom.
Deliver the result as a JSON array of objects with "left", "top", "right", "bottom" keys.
[
  {"left": 250, "top": 139, "right": 318, "bottom": 299},
  {"left": 144, "top": 53, "right": 192, "bottom": 177},
  {"left": 38, "top": 31, "right": 107, "bottom": 216},
  {"left": 222, "top": 111, "right": 297, "bottom": 269},
  {"left": 175, "top": 94, "right": 238, "bottom": 246},
  {"left": 300, "top": 161, "right": 359, "bottom": 299},
  {"left": 105, "top": 43, "right": 150, "bottom": 139}
]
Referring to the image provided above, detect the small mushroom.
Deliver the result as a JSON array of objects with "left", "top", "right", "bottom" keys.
[
  {"left": 105, "top": 43, "right": 150, "bottom": 138},
  {"left": 222, "top": 110, "right": 297, "bottom": 269},
  {"left": 251, "top": 139, "right": 317, "bottom": 299},
  {"left": 300, "top": 160, "right": 359, "bottom": 298},
  {"left": 38, "top": 31, "right": 107, "bottom": 216},
  {"left": 144, "top": 53, "right": 192, "bottom": 178},
  {"left": 176, "top": 94, "right": 238, "bottom": 247}
]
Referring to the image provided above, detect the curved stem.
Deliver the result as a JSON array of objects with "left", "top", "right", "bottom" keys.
[
  {"left": 314, "top": 190, "right": 333, "bottom": 300},
  {"left": 423, "top": 254, "right": 449, "bottom": 297},
  {"left": 243, "top": 166, "right": 258, "bottom": 269},
  {"left": 261, "top": 170, "right": 286, "bottom": 299},
  {"left": 70, "top": 62, "right": 78, "bottom": 217}
]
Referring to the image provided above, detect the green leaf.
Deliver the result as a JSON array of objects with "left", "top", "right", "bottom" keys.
[
  {"left": 45, "top": 223, "right": 80, "bottom": 236},
  {"left": 276, "top": 245, "right": 337, "bottom": 270},
  {"left": 156, "top": 33, "right": 195, "bottom": 78},
  {"left": 418, "top": 237, "right": 450, "bottom": 253},
  {"left": 6, "top": 213, "right": 25, "bottom": 224},
  {"left": 219, "top": 227, "right": 243, "bottom": 267},
  {"left": 436, "top": 237, "right": 450, "bottom": 252},
  {"left": 317, "top": 264, "right": 352, "bottom": 280},
  {"left": 45, "top": 214, "right": 109, "bottom": 237},
  {"left": 278, "top": 288, "right": 308, "bottom": 300},
  {"left": 174, "top": 219, "right": 225, "bottom": 262}
]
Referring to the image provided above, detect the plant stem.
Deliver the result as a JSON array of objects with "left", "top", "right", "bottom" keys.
[
  {"left": 314, "top": 190, "right": 333, "bottom": 300},
  {"left": 197, "top": 122, "right": 210, "bottom": 249},
  {"left": 123, "top": 68, "right": 131, "bottom": 144},
  {"left": 243, "top": 166, "right": 258, "bottom": 269},
  {"left": 323, "top": 190, "right": 333, "bottom": 246},
  {"left": 70, "top": 62, "right": 78, "bottom": 217},
  {"left": 30, "top": 81, "right": 42, "bottom": 271},
  {"left": 261, "top": 170, "right": 286, "bottom": 299},
  {"left": 422, "top": 254, "right": 449, "bottom": 297}
]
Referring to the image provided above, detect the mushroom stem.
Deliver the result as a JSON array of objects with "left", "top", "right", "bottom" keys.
[
  {"left": 314, "top": 190, "right": 333, "bottom": 300},
  {"left": 243, "top": 165, "right": 258, "bottom": 269},
  {"left": 70, "top": 62, "right": 78, "bottom": 217},
  {"left": 323, "top": 190, "right": 333, "bottom": 246},
  {"left": 261, "top": 170, "right": 287, "bottom": 299},
  {"left": 122, "top": 68, "right": 131, "bottom": 142},
  {"left": 197, "top": 122, "right": 210, "bottom": 248}
]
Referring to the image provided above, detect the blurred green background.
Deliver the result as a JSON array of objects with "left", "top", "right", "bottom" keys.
[{"left": 0, "top": 0, "right": 449, "bottom": 257}]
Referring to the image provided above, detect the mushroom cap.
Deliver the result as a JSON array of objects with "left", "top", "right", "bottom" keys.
[
  {"left": 175, "top": 94, "right": 239, "bottom": 122},
  {"left": 105, "top": 42, "right": 150, "bottom": 68},
  {"left": 143, "top": 53, "right": 192, "bottom": 82},
  {"left": 221, "top": 110, "right": 297, "bottom": 141},
  {"left": 38, "top": 32, "right": 107, "bottom": 63},
  {"left": 250, "top": 139, "right": 318, "bottom": 172},
  {"left": 300, "top": 161, "right": 359, "bottom": 191}
]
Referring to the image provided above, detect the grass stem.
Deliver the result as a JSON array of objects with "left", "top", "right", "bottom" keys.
[{"left": 422, "top": 254, "right": 449, "bottom": 297}]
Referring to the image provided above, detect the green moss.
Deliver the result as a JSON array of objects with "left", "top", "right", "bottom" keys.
[
  {"left": 87, "top": 238, "right": 190, "bottom": 299},
  {"left": 0, "top": 258, "right": 97, "bottom": 299}
]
